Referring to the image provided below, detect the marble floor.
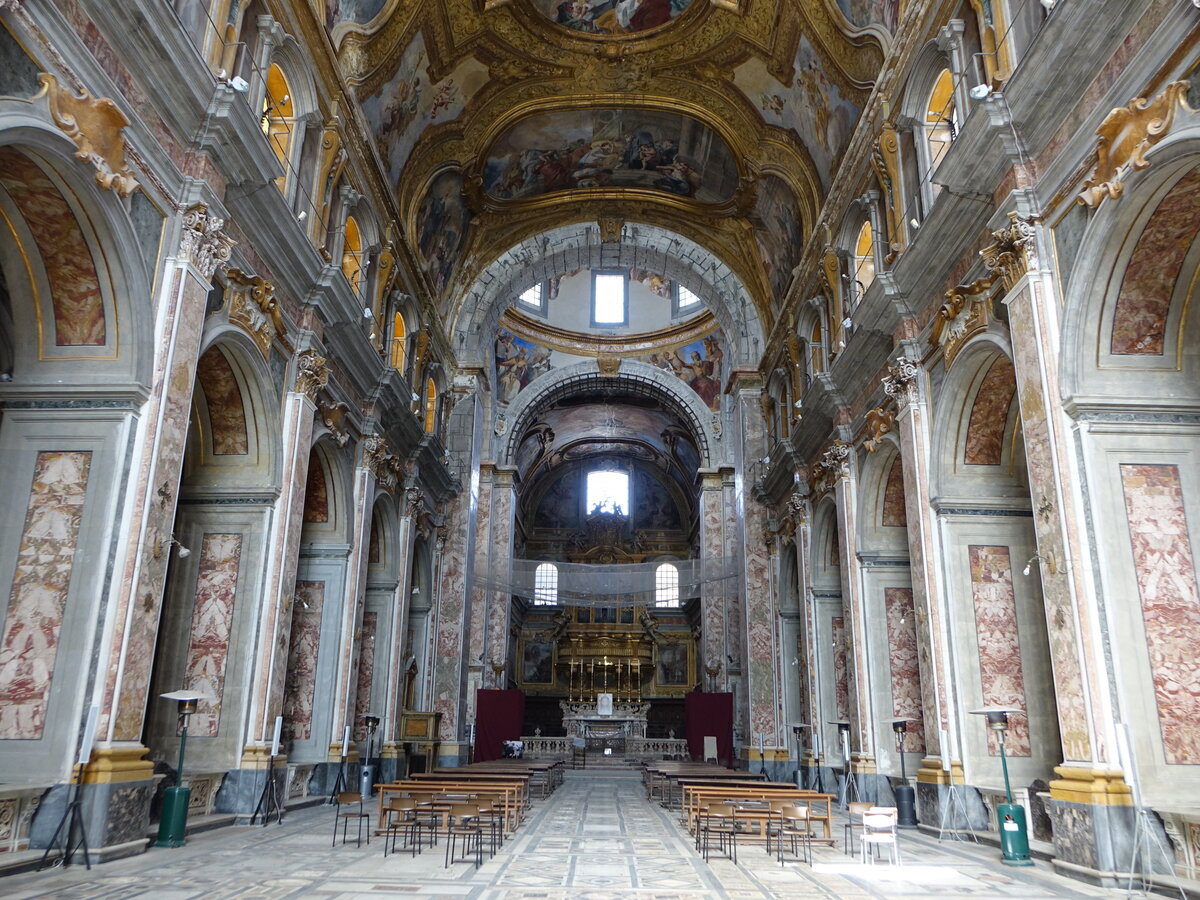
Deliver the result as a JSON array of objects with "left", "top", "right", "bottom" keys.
[{"left": 4, "top": 770, "right": 1132, "bottom": 899}]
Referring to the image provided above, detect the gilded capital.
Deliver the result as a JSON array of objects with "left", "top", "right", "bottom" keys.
[
  {"left": 981, "top": 211, "right": 1040, "bottom": 291},
  {"left": 294, "top": 349, "right": 329, "bottom": 401},
  {"left": 178, "top": 203, "right": 235, "bottom": 280}
]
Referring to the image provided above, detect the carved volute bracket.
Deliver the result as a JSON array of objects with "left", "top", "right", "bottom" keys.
[
  {"left": 871, "top": 122, "right": 904, "bottom": 262},
  {"left": 1079, "top": 82, "right": 1189, "bottom": 208},
  {"left": 981, "top": 211, "right": 1040, "bottom": 291},
  {"left": 810, "top": 440, "right": 850, "bottom": 495},
  {"left": 178, "top": 203, "right": 235, "bottom": 281},
  {"left": 226, "top": 270, "right": 285, "bottom": 359},
  {"left": 37, "top": 73, "right": 138, "bottom": 197},
  {"left": 294, "top": 349, "right": 330, "bottom": 401},
  {"left": 362, "top": 433, "right": 398, "bottom": 490},
  {"left": 930, "top": 281, "right": 995, "bottom": 367},
  {"left": 597, "top": 357, "right": 621, "bottom": 375},
  {"left": 863, "top": 407, "right": 896, "bottom": 452},
  {"left": 785, "top": 490, "right": 808, "bottom": 527},
  {"left": 882, "top": 356, "right": 921, "bottom": 409},
  {"left": 821, "top": 246, "right": 845, "bottom": 352},
  {"left": 404, "top": 485, "right": 427, "bottom": 519},
  {"left": 319, "top": 400, "right": 351, "bottom": 447},
  {"left": 597, "top": 217, "right": 623, "bottom": 243}
]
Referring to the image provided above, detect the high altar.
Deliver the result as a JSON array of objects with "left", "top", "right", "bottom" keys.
[{"left": 560, "top": 699, "right": 650, "bottom": 740}]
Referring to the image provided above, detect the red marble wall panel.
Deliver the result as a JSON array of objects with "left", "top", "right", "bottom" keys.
[
  {"left": 1121, "top": 464, "right": 1200, "bottom": 764},
  {"left": 965, "top": 358, "right": 1016, "bottom": 466},
  {"left": 0, "top": 451, "right": 92, "bottom": 739},
  {"left": 182, "top": 534, "right": 243, "bottom": 737},
  {"left": 1111, "top": 167, "right": 1200, "bottom": 355},
  {"left": 353, "top": 612, "right": 378, "bottom": 741},
  {"left": 303, "top": 454, "right": 329, "bottom": 523},
  {"left": 969, "top": 545, "right": 1030, "bottom": 756},
  {"left": 884, "top": 587, "right": 926, "bottom": 752},
  {"left": 0, "top": 149, "right": 106, "bottom": 347},
  {"left": 882, "top": 457, "right": 907, "bottom": 527},
  {"left": 833, "top": 615, "right": 849, "bottom": 720},
  {"left": 283, "top": 581, "right": 324, "bottom": 742},
  {"left": 196, "top": 348, "right": 249, "bottom": 456}
]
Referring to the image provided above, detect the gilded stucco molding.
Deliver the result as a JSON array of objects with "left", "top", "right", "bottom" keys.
[
  {"left": 930, "top": 280, "right": 995, "bottom": 368},
  {"left": 870, "top": 121, "right": 904, "bottom": 262},
  {"left": 1078, "top": 81, "right": 1189, "bottom": 208},
  {"left": 294, "top": 350, "right": 330, "bottom": 401},
  {"left": 226, "top": 270, "right": 286, "bottom": 359},
  {"left": 37, "top": 73, "right": 138, "bottom": 197},
  {"left": 319, "top": 400, "right": 351, "bottom": 447},
  {"left": 863, "top": 406, "right": 895, "bottom": 452},
  {"left": 981, "top": 211, "right": 1039, "bottom": 292}
]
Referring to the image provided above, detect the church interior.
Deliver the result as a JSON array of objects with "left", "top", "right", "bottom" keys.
[{"left": 0, "top": 0, "right": 1198, "bottom": 891}]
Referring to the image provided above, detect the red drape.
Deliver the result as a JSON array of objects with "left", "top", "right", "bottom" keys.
[
  {"left": 474, "top": 689, "right": 525, "bottom": 762},
  {"left": 685, "top": 692, "right": 734, "bottom": 766}
]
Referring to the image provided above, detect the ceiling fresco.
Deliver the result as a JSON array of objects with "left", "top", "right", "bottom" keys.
[
  {"left": 531, "top": 0, "right": 697, "bottom": 36},
  {"left": 482, "top": 109, "right": 739, "bottom": 203},
  {"left": 317, "top": 0, "right": 885, "bottom": 341}
]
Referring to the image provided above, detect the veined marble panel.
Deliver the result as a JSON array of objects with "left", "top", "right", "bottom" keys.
[
  {"left": 1111, "top": 166, "right": 1200, "bottom": 355},
  {"left": 0, "top": 451, "right": 92, "bottom": 739},
  {"left": 196, "top": 347, "right": 249, "bottom": 455},
  {"left": 0, "top": 149, "right": 106, "bottom": 347},
  {"left": 353, "top": 612, "right": 377, "bottom": 741},
  {"left": 1120, "top": 464, "right": 1200, "bottom": 764},
  {"left": 965, "top": 358, "right": 1016, "bottom": 466},
  {"left": 283, "top": 581, "right": 325, "bottom": 741},
  {"left": 833, "top": 615, "right": 848, "bottom": 720},
  {"left": 303, "top": 455, "right": 329, "bottom": 523},
  {"left": 882, "top": 457, "right": 907, "bottom": 527},
  {"left": 183, "top": 533, "right": 243, "bottom": 737},
  {"left": 969, "top": 545, "right": 1030, "bottom": 757},
  {"left": 884, "top": 587, "right": 926, "bottom": 751}
]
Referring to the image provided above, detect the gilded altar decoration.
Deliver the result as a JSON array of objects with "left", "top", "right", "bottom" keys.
[
  {"left": 227, "top": 270, "right": 285, "bottom": 359},
  {"left": 178, "top": 203, "right": 236, "bottom": 280},
  {"left": 1078, "top": 82, "right": 1188, "bottom": 208},
  {"left": 294, "top": 350, "right": 330, "bottom": 400},
  {"left": 36, "top": 73, "right": 138, "bottom": 197}
]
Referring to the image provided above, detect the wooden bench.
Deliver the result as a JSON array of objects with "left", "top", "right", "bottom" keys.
[
  {"left": 682, "top": 785, "right": 836, "bottom": 843},
  {"left": 378, "top": 779, "right": 526, "bottom": 833}
]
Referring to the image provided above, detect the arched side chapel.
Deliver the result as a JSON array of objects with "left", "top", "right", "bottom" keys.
[{"left": 0, "top": 0, "right": 1195, "bottom": 888}]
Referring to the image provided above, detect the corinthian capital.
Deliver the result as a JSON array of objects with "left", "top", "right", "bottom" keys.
[
  {"left": 294, "top": 349, "right": 329, "bottom": 401},
  {"left": 178, "top": 203, "right": 235, "bottom": 280},
  {"left": 883, "top": 356, "right": 922, "bottom": 407},
  {"left": 981, "top": 211, "right": 1040, "bottom": 291},
  {"left": 785, "top": 491, "right": 808, "bottom": 526}
]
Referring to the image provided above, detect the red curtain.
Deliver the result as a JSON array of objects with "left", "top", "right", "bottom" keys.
[
  {"left": 685, "top": 692, "right": 734, "bottom": 766},
  {"left": 474, "top": 689, "right": 525, "bottom": 762}
]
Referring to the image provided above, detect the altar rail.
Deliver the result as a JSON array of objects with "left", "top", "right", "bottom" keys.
[{"left": 521, "top": 736, "right": 689, "bottom": 758}]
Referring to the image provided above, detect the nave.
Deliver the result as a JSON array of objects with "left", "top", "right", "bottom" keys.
[{"left": 6, "top": 771, "right": 1124, "bottom": 900}]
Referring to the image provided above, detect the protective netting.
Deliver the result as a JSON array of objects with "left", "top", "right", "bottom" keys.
[{"left": 473, "top": 558, "right": 739, "bottom": 607}]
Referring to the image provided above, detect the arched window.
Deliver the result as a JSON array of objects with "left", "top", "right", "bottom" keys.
[
  {"left": 853, "top": 221, "right": 875, "bottom": 296},
  {"left": 586, "top": 469, "right": 628, "bottom": 516},
  {"left": 926, "top": 69, "right": 957, "bottom": 175},
  {"left": 534, "top": 563, "right": 558, "bottom": 605},
  {"left": 390, "top": 311, "right": 407, "bottom": 373},
  {"left": 808, "top": 320, "right": 825, "bottom": 376},
  {"left": 655, "top": 563, "right": 680, "bottom": 608},
  {"left": 342, "top": 215, "right": 364, "bottom": 295},
  {"left": 423, "top": 377, "right": 437, "bottom": 433},
  {"left": 261, "top": 63, "right": 293, "bottom": 194}
]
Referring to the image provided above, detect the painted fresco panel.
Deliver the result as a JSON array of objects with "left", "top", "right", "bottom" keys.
[
  {"left": 359, "top": 34, "right": 486, "bottom": 187},
  {"left": 1111, "top": 167, "right": 1200, "bottom": 355},
  {"left": 0, "top": 149, "right": 106, "bottom": 347},
  {"left": 732, "top": 37, "right": 861, "bottom": 190},
  {"left": 533, "top": 468, "right": 583, "bottom": 529},
  {"left": 884, "top": 587, "right": 926, "bottom": 751},
  {"left": 752, "top": 175, "right": 803, "bottom": 307},
  {"left": 638, "top": 334, "right": 724, "bottom": 411},
  {"left": 353, "top": 612, "right": 378, "bottom": 740},
  {"left": 965, "top": 357, "right": 1016, "bottom": 465},
  {"left": 0, "top": 451, "right": 92, "bottom": 739},
  {"left": 533, "top": 0, "right": 695, "bottom": 35},
  {"left": 836, "top": 0, "right": 899, "bottom": 31},
  {"left": 882, "top": 456, "right": 907, "bottom": 526},
  {"left": 325, "top": 0, "right": 387, "bottom": 29},
  {"left": 183, "top": 533, "right": 243, "bottom": 737},
  {"left": 633, "top": 468, "right": 682, "bottom": 530},
  {"left": 196, "top": 347, "right": 249, "bottom": 455},
  {"left": 1120, "top": 464, "right": 1200, "bottom": 764},
  {"left": 416, "top": 170, "right": 471, "bottom": 298},
  {"left": 495, "top": 329, "right": 555, "bottom": 406},
  {"left": 482, "top": 109, "right": 738, "bottom": 203},
  {"left": 833, "top": 615, "right": 849, "bottom": 720},
  {"left": 283, "top": 581, "right": 324, "bottom": 742},
  {"left": 968, "top": 545, "right": 1031, "bottom": 757}
]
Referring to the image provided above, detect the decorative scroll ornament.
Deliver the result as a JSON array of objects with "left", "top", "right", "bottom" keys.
[
  {"left": 362, "top": 433, "right": 398, "bottom": 489},
  {"left": 930, "top": 281, "right": 994, "bottom": 367},
  {"left": 404, "top": 486, "right": 426, "bottom": 518},
  {"left": 597, "top": 217, "right": 623, "bottom": 243},
  {"left": 882, "top": 356, "right": 921, "bottom": 406},
  {"left": 178, "top": 203, "right": 235, "bottom": 280},
  {"left": 1079, "top": 82, "right": 1188, "bottom": 208},
  {"left": 319, "top": 400, "right": 350, "bottom": 447},
  {"left": 226, "top": 270, "right": 284, "bottom": 359},
  {"left": 981, "top": 211, "right": 1040, "bottom": 291},
  {"left": 37, "top": 73, "right": 138, "bottom": 197},
  {"left": 785, "top": 491, "right": 808, "bottom": 526},
  {"left": 710, "top": 413, "right": 722, "bottom": 439},
  {"left": 864, "top": 407, "right": 896, "bottom": 452},
  {"left": 597, "top": 357, "right": 621, "bottom": 375},
  {"left": 294, "top": 349, "right": 329, "bottom": 401},
  {"left": 870, "top": 122, "right": 905, "bottom": 262},
  {"left": 821, "top": 246, "right": 845, "bottom": 351},
  {"left": 494, "top": 413, "right": 507, "bottom": 437}
]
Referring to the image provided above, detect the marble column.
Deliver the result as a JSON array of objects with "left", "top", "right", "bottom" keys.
[
  {"left": 58, "top": 204, "right": 234, "bottom": 856},
  {"left": 484, "top": 467, "right": 517, "bottom": 689},
  {"left": 986, "top": 210, "right": 1124, "bottom": 880},
  {"left": 731, "top": 373, "right": 780, "bottom": 767},
  {"left": 883, "top": 356, "right": 967, "bottom": 818},
  {"left": 217, "top": 351, "right": 326, "bottom": 813},
  {"left": 430, "top": 478, "right": 474, "bottom": 764},
  {"left": 697, "top": 469, "right": 729, "bottom": 692}
]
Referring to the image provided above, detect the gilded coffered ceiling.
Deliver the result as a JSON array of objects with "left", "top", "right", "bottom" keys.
[{"left": 313, "top": 0, "right": 892, "bottom": 347}]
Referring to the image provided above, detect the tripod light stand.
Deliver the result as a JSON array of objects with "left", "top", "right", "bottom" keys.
[{"left": 969, "top": 707, "right": 1033, "bottom": 866}]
